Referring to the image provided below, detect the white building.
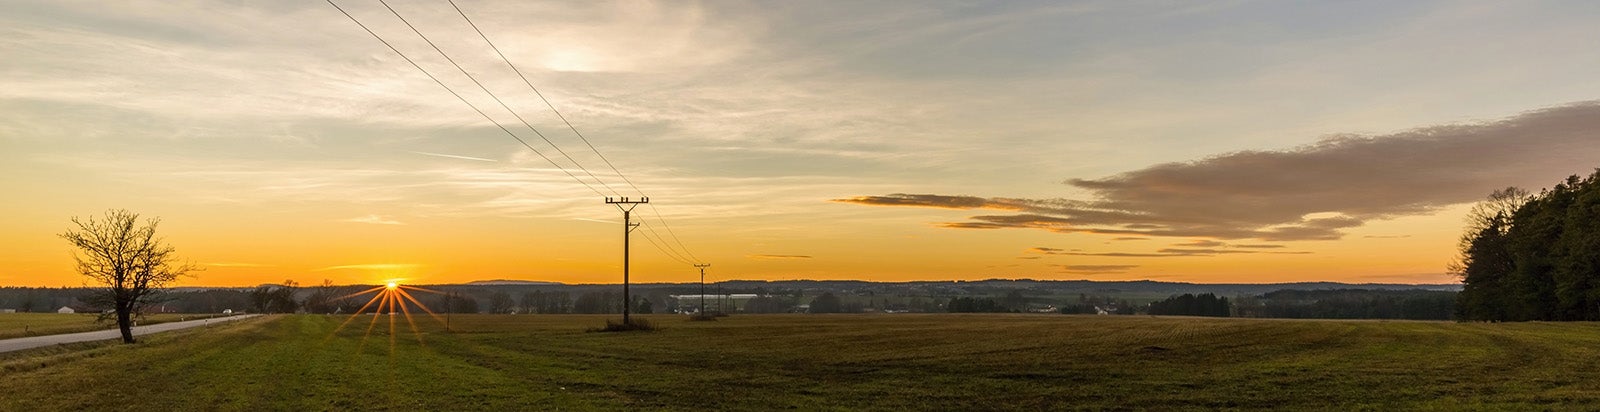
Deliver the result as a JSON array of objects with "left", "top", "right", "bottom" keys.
[
  {"left": 669, "top": 294, "right": 759, "bottom": 313},
  {"left": 57, "top": 306, "right": 75, "bottom": 314}
]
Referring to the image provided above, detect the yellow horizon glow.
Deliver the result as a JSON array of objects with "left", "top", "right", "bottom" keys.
[{"left": 10, "top": 1, "right": 1595, "bottom": 291}]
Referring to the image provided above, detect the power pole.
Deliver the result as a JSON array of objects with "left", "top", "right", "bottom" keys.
[
  {"left": 695, "top": 263, "right": 711, "bottom": 315},
  {"left": 606, "top": 196, "right": 648, "bottom": 324}
]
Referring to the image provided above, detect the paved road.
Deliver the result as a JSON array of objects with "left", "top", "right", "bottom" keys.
[{"left": 0, "top": 314, "right": 262, "bottom": 354}]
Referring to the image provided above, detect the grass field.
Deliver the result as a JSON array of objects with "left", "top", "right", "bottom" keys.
[
  {"left": 3, "top": 314, "right": 1600, "bottom": 410},
  {"left": 0, "top": 313, "right": 227, "bottom": 340}
]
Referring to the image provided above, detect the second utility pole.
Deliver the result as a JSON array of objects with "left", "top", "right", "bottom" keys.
[
  {"left": 606, "top": 196, "right": 648, "bottom": 325},
  {"left": 695, "top": 263, "right": 711, "bottom": 315}
]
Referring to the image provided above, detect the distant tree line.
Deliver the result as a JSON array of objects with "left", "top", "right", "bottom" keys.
[
  {"left": 0, "top": 287, "right": 259, "bottom": 314},
  {"left": 1148, "top": 293, "right": 1231, "bottom": 317},
  {"left": 744, "top": 295, "right": 801, "bottom": 313},
  {"left": 1456, "top": 171, "right": 1600, "bottom": 321},
  {"left": 945, "top": 297, "right": 1006, "bottom": 313},
  {"left": 1059, "top": 294, "right": 1135, "bottom": 315},
  {"left": 1235, "top": 289, "right": 1455, "bottom": 320},
  {"left": 250, "top": 281, "right": 300, "bottom": 313},
  {"left": 518, "top": 290, "right": 573, "bottom": 314},
  {"left": 3, "top": 281, "right": 1464, "bottom": 321},
  {"left": 0, "top": 284, "right": 660, "bottom": 315},
  {"left": 0, "top": 287, "right": 96, "bottom": 313}
]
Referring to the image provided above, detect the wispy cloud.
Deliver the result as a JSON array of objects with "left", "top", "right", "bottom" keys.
[
  {"left": 410, "top": 151, "right": 497, "bottom": 162},
  {"left": 1028, "top": 246, "right": 1309, "bottom": 258},
  {"left": 837, "top": 102, "right": 1600, "bottom": 241},
  {"left": 342, "top": 214, "right": 404, "bottom": 225},
  {"left": 1174, "top": 240, "right": 1285, "bottom": 249},
  {"left": 204, "top": 262, "right": 273, "bottom": 268},
  {"left": 748, "top": 254, "right": 814, "bottom": 260},
  {"left": 314, "top": 264, "right": 419, "bottom": 272},
  {"left": 1059, "top": 264, "right": 1139, "bottom": 274}
]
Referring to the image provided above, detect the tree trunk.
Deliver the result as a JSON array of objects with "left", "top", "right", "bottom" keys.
[{"left": 116, "top": 306, "right": 135, "bottom": 344}]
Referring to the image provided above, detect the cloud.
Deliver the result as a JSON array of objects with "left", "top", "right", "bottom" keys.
[
  {"left": 1173, "top": 240, "right": 1285, "bottom": 249},
  {"left": 204, "top": 262, "right": 273, "bottom": 268},
  {"left": 1028, "top": 246, "right": 1309, "bottom": 258},
  {"left": 1112, "top": 237, "right": 1148, "bottom": 241},
  {"left": 1156, "top": 248, "right": 1257, "bottom": 255},
  {"left": 748, "top": 254, "right": 813, "bottom": 260},
  {"left": 1363, "top": 235, "right": 1413, "bottom": 239},
  {"left": 1059, "top": 264, "right": 1139, "bottom": 274},
  {"left": 342, "top": 214, "right": 404, "bottom": 225},
  {"left": 314, "top": 264, "right": 419, "bottom": 272},
  {"left": 1056, "top": 252, "right": 1188, "bottom": 258},
  {"left": 833, "top": 194, "right": 1007, "bottom": 210},
  {"left": 836, "top": 102, "right": 1600, "bottom": 241},
  {"left": 410, "top": 151, "right": 497, "bottom": 162}
]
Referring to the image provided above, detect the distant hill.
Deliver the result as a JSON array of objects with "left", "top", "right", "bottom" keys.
[
  {"left": 463, "top": 279, "right": 564, "bottom": 286},
  {"left": 706, "top": 278, "right": 1460, "bottom": 295}
]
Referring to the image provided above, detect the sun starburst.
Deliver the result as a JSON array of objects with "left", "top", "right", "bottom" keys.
[{"left": 326, "top": 281, "right": 447, "bottom": 352}]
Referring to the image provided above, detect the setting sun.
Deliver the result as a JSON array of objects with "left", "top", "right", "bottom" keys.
[{"left": 385, "top": 281, "right": 398, "bottom": 290}]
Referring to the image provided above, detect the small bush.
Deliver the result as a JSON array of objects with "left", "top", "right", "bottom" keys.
[{"left": 587, "top": 318, "right": 657, "bottom": 333}]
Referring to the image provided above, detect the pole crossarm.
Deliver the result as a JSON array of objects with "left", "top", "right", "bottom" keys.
[{"left": 606, "top": 197, "right": 648, "bottom": 211}]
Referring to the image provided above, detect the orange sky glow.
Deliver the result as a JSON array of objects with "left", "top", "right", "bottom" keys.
[{"left": 6, "top": 1, "right": 1600, "bottom": 287}]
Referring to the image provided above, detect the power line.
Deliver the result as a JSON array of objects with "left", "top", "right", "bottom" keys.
[
  {"left": 642, "top": 205, "right": 701, "bottom": 263},
  {"left": 639, "top": 227, "right": 694, "bottom": 266},
  {"left": 326, "top": 0, "right": 606, "bottom": 197},
  {"left": 447, "top": 0, "right": 641, "bottom": 195},
  {"left": 376, "top": 0, "right": 623, "bottom": 198},
  {"left": 337, "top": 0, "right": 707, "bottom": 267},
  {"left": 448, "top": 0, "right": 704, "bottom": 264},
  {"left": 638, "top": 221, "right": 695, "bottom": 265}
]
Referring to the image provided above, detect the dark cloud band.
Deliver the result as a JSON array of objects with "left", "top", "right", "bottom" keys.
[{"left": 835, "top": 101, "right": 1600, "bottom": 241}]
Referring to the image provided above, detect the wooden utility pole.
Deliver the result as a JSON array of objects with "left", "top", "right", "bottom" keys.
[
  {"left": 606, "top": 197, "right": 648, "bottom": 324},
  {"left": 695, "top": 263, "right": 711, "bottom": 315}
]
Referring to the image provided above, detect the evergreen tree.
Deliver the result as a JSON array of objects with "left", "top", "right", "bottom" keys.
[{"left": 1458, "top": 170, "right": 1600, "bottom": 321}]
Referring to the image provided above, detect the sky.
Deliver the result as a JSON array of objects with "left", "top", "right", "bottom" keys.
[{"left": 4, "top": 0, "right": 1600, "bottom": 287}]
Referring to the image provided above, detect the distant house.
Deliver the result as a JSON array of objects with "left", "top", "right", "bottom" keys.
[{"left": 57, "top": 306, "right": 76, "bottom": 314}]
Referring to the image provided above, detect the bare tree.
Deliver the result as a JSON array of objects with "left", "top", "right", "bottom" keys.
[
  {"left": 60, "top": 210, "right": 196, "bottom": 343},
  {"left": 1450, "top": 187, "right": 1533, "bottom": 276}
]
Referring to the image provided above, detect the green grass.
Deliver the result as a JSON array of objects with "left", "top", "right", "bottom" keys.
[
  {"left": 0, "top": 313, "right": 226, "bottom": 339},
  {"left": 4, "top": 314, "right": 1600, "bottom": 410}
]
